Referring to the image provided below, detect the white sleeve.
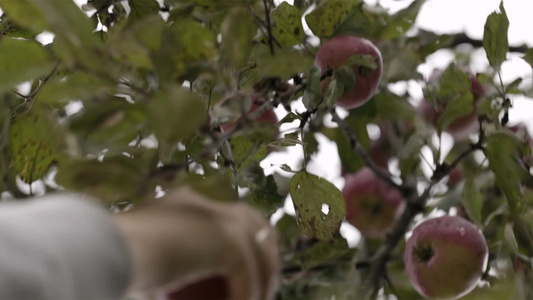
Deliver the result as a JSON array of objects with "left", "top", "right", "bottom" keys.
[{"left": 0, "top": 193, "right": 132, "bottom": 299}]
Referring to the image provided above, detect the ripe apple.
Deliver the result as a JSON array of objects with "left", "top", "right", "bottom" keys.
[
  {"left": 342, "top": 167, "right": 405, "bottom": 239},
  {"left": 404, "top": 215, "right": 489, "bottom": 299},
  {"left": 315, "top": 35, "right": 383, "bottom": 109},
  {"left": 447, "top": 167, "right": 463, "bottom": 188},
  {"left": 165, "top": 275, "right": 229, "bottom": 300},
  {"left": 417, "top": 69, "right": 484, "bottom": 141}
]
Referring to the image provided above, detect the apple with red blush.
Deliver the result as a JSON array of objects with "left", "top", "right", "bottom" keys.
[
  {"left": 417, "top": 68, "right": 484, "bottom": 141},
  {"left": 342, "top": 167, "right": 406, "bottom": 239},
  {"left": 315, "top": 35, "right": 383, "bottom": 109},
  {"left": 404, "top": 215, "right": 488, "bottom": 299}
]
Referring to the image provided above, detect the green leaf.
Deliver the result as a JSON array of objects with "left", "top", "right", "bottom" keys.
[
  {"left": 460, "top": 177, "right": 483, "bottom": 227},
  {"left": 345, "top": 54, "right": 379, "bottom": 70},
  {"left": 305, "top": 0, "right": 356, "bottom": 38},
  {"left": 69, "top": 99, "right": 146, "bottom": 149},
  {"left": 276, "top": 214, "right": 302, "bottom": 253},
  {"left": 505, "top": 78, "right": 523, "bottom": 95},
  {"left": 211, "top": 92, "right": 251, "bottom": 125},
  {"left": 295, "top": 238, "right": 353, "bottom": 270},
  {"left": 0, "top": 15, "right": 39, "bottom": 39},
  {"left": 154, "top": 19, "right": 217, "bottom": 81},
  {"left": 523, "top": 49, "right": 533, "bottom": 69},
  {"left": 289, "top": 171, "right": 346, "bottom": 241},
  {"left": 333, "top": 65, "right": 356, "bottom": 96},
  {"left": 255, "top": 48, "right": 313, "bottom": 79},
  {"left": 437, "top": 92, "right": 474, "bottom": 133},
  {"left": 183, "top": 0, "right": 252, "bottom": 12},
  {"left": 28, "top": 0, "right": 99, "bottom": 67},
  {"left": 38, "top": 72, "right": 113, "bottom": 104},
  {"left": 381, "top": 0, "right": 425, "bottom": 39},
  {"left": 176, "top": 173, "right": 237, "bottom": 202},
  {"left": 485, "top": 133, "right": 530, "bottom": 215},
  {"left": 229, "top": 136, "right": 268, "bottom": 168},
  {"left": 0, "top": 38, "right": 54, "bottom": 91},
  {"left": 248, "top": 174, "right": 285, "bottom": 214},
  {"left": 335, "top": 112, "right": 370, "bottom": 174},
  {"left": 148, "top": 86, "right": 207, "bottom": 144},
  {"left": 504, "top": 223, "right": 518, "bottom": 254},
  {"left": 221, "top": 7, "right": 256, "bottom": 68},
  {"left": 303, "top": 132, "right": 319, "bottom": 158},
  {"left": 127, "top": 0, "right": 160, "bottom": 22},
  {"left": 235, "top": 160, "right": 266, "bottom": 189},
  {"left": 483, "top": 1, "right": 509, "bottom": 71},
  {"left": 332, "top": 2, "right": 372, "bottom": 38},
  {"left": 270, "top": 131, "right": 302, "bottom": 147},
  {"left": 302, "top": 65, "right": 323, "bottom": 110},
  {"left": 324, "top": 79, "right": 344, "bottom": 108},
  {"left": 380, "top": 41, "right": 423, "bottom": 82},
  {"left": 271, "top": 2, "right": 305, "bottom": 47},
  {"left": 9, "top": 105, "right": 66, "bottom": 183},
  {"left": 56, "top": 156, "right": 147, "bottom": 205},
  {"left": 373, "top": 92, "right": 416, "bottom": 121},
  {"left": 0, "top": 0, "right": 49, "bottom": 33},
  {"left": 279, "top": 112, "right": 302, "bottom": 124},
  {"left": 426, "top": 65, "right": 475, "bottom": 133}
]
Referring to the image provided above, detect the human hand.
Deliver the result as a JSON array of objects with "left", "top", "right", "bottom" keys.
[{"left": 115, "top": 186, "right": 279, "bottom": 300}]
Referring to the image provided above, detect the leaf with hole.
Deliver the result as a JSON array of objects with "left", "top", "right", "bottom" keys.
[{"left": 289, "top": 171, "right": 345, "bottom": 241}]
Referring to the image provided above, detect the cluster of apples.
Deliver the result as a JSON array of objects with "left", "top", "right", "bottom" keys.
[
  {"left": 317, "top": 35, "right": 490, "bottom": 299},
  {"left": 195, "top": 33, "right": 495, "bottom": 299}
]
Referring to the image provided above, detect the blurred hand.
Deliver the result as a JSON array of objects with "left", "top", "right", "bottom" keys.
[{"left": 114, "top": 186, "right": 279, "bottom": 300}]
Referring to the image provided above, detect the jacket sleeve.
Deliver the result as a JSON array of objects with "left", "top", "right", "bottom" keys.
[{"left": 0, "top": 193, "right": 132, "bottom": 299}]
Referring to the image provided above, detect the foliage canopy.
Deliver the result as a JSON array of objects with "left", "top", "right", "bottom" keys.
[{"left": 1, "top": 0, "right": 533, "bottom": 299}]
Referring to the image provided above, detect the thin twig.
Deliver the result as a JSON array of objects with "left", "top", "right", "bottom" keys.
[
  {"left": 262, "top": 0, "right": 275, "bottom": 56},
  {"left": 330, "top": 109, "right": 409, "bottom": 194},
  {"left": 444, "top": 32, "right": 528, "bottom": 53},
  {"left": 148, "top": 100, "right": 276, "bottom": 179}
]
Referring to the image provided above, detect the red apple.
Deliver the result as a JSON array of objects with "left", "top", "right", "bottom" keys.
[
  {"left": 315, "top": 35, "right": 383, "bottom": 109},
  {"left": 165, "top": 275, "right": 229, "bottom": 300},
  {"left": 447, "top": 167, "right": 463, "bottom": 188},
  {"left": 342, "top": 167, "right": 406, "bottom": 239},
  {"left": 404, "top": 215, "right": 488, "bottom": 299},
  {"left": 418, "top": 69, "right": 484, "bottom": 141}
]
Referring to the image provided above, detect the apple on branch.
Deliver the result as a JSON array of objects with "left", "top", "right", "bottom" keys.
[
  {"left": 404, "top": 215, "right": 488, "bottom": 299},
  {"left": 315, "top": 35, "right": 383, "bottom": 109},
  {"left": 342, "top": 167, "right": 405, "bottom": 239},
  {"left": 417, "top": 68, "right": 484, "bottom": 141}
]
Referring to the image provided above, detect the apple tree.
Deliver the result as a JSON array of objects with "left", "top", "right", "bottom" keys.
[{"left": 0, "top": 0, "right": 533, "bottom": 299}]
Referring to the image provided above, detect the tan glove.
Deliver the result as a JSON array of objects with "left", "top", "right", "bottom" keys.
[{"left": 114, "top": 186, "right": 279, "bottom": 300}]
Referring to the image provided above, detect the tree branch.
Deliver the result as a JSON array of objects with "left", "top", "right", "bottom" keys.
[
  {"left": 361, "top": 141, "right": 483, "bottom": 299},
  {"left": 330, "top": 109, "right": 411, "bottom": 195},
  {"left": 444, "top": 32, "right": 528, "bottom": 53},
  {"left": 262, "top": 0, "right": 275, "bottom": 56}
]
